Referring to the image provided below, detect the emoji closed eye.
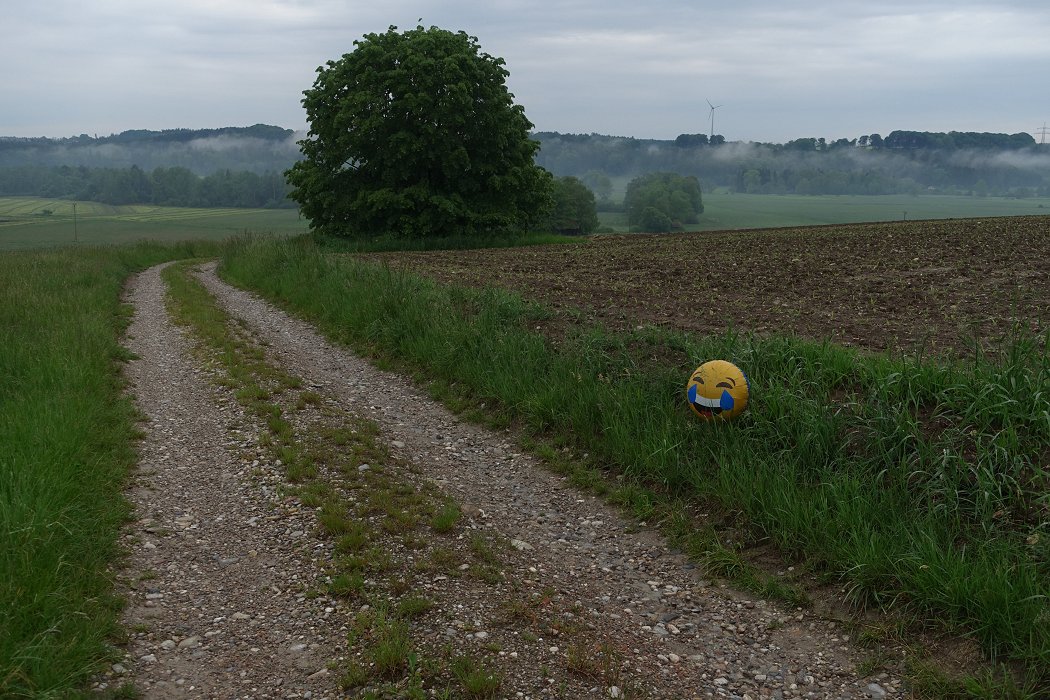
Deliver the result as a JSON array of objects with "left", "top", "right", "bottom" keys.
[{"left": 716, "top": 380, "right": 735, "bottom": 388}]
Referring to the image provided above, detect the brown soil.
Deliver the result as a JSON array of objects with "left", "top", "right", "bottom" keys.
[{"left": 369, "top": 217, "right": 1050, "bottom": 356}]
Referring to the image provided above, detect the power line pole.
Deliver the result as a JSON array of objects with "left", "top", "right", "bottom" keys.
[
  {"left": 1037, "top": 123, "right": 1049, "bottom": 145},
  {"left": 73, "top": 202, "right": 78, "bottom": 243}
]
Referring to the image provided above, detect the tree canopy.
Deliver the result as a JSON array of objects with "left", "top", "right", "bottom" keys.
[
  {"left": 0, "top": 164, "right": 293, "bottom": 208},
  {"left": 287, "top": 25, "right": 552, "bottom": 239},
  {"left": 547, "top": 176, "right": 598, "bottom": 234},
  {"left": 624, "top": 172, "right": 704, "bottom": 231},
  {"left": 882, "top": 130, "right": 1035, "bottom": 150}
]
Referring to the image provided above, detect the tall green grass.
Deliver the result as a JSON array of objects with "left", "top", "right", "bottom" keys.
[
  {"left": 219, "top": 235, "right": 1049, "bottom": 679},
  {"left": 0, "top": 241, "right": 219, "bottom": 697}
]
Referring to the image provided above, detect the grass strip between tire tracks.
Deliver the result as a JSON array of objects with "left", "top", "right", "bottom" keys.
[{"left": 216, "top": 234, "right": 1049, "bottom": 693}]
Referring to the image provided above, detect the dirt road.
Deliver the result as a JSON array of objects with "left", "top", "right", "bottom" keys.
[{"left": 107, "top": 262, "right": 903, "bottom": 698}]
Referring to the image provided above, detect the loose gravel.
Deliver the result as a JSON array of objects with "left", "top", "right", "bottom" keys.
[{"left": 110, "top": 263, "right": 352, "bottom": 698}]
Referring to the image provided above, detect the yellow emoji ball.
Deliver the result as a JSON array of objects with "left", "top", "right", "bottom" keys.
[{"left": 686, "top": 360, "right": 750, "bottom": 420}]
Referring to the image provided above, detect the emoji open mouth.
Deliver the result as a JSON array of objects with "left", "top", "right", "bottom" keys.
[{"left": 687, "top": 384, "right": 735, "bottom": 417}]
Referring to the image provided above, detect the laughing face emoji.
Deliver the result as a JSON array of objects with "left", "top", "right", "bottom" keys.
[{"left": 686, "top": 360, "right": 750, "bottom": 420}]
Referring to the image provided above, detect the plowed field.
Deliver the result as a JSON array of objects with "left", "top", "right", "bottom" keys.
[{"left": 375, "top": 216, "right": 1050, "bottom": 355}]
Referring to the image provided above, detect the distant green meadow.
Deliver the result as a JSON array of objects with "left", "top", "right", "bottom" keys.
[
  {"left": 6, "top": 193, "right": 1050, "bottom": 250},
  {"left": 0, "top": 197, "right": 309, "bottom": 250},
  {"left": 600, "top": 192, "right": 1050, "bottom": 232}
]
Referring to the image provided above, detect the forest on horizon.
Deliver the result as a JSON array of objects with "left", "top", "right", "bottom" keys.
[{"left": 2, "top": 124, "right": 1049, "bottom": 207}]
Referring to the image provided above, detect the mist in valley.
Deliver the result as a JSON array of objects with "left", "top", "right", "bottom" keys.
[
  {"left": 0, "top": 125, "right": 304, "bottom": 175},
  {"left": 533, "top": 132, "right": 1050, "bottom": 198},
  {"left": 2, "top": 125, "right": 1049, "bottom": 207}
]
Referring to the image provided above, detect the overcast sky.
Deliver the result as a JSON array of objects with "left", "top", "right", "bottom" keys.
[{"left": 3, "top": 1, "right": 1048, "bottom": 143}]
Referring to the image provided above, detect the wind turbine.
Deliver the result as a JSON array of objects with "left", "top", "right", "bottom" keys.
[{"left": 707, "top": 99, "right": 723, "bottom": 140}]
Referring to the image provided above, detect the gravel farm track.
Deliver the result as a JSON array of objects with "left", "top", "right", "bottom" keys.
[
  {"left": 373, "top": 217, "right": 1050, "bottom": 357},
  {"left": 106, "top": 216, "right": 1048, "bottom": 699}
]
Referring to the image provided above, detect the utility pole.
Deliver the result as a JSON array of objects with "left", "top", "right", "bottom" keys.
[
  {"left": 1037, "top": 123, "right": 1049, "bottom": 145},
  {"left": 73, "top": 202, "right": 78, "bottom": 243}
]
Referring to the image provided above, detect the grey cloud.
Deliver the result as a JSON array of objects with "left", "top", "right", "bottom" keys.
[{"left": 1, "top": 1, "right": 1047, "bottom": 141}]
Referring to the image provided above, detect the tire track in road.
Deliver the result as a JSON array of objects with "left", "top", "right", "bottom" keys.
[{"left": 112, "top": 263, "right": 349, "bottom": 698}]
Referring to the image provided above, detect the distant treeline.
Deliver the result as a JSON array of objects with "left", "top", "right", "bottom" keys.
[
  {"left": 535, "top": 130, "right": 1050, "bottom": 197},
  {"left": 3, "top": 125, "right": 1049, "bottom": 200},
  {"left": 0, "top": 123, "right": 293, "bottom": 149},
  {"left": 0, "top": 165, "right": 295, "bottom": 208},
  {"left": 0, "top": 124, "right": 301, "bottom": 175}
]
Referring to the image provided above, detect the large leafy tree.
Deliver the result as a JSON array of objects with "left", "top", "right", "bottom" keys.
[
  {"left": 624, "top": 172, "right": 704, "bottom": 231},
  {"left": 287, "top": 25, "right": 552, "bottom": 239},
  {"left": 547, "top": 176, "right": 598, "bottom": 234}
]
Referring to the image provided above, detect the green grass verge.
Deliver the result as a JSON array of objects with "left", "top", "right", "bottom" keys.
[
  {"left": 218, "top": 235, "right": 1049, "bottom": 687},
  {"left": 0, "top": 241, "right": 220, "bottom": 697}
]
